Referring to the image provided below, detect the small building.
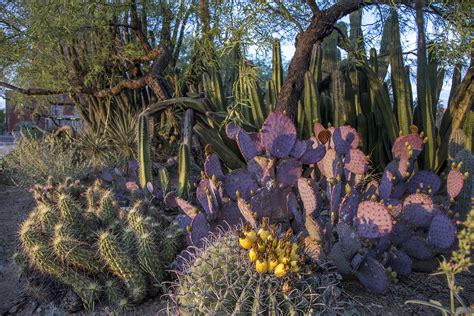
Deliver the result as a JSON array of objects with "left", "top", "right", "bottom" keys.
[{"left": 5, "top": 92, "right": 81, "bottom": 132}]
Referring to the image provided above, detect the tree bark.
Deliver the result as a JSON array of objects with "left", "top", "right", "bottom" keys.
[{"left": 275, "top": 0, "right": 415, "bottom": 118}]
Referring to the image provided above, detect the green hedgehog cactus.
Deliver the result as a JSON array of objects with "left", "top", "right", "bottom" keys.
[
  {"left": 18, "top": 179, "right": 184, "bottom": 310},
  {"left": 171, "top": 230, "right": 342, "bottom": 315},
  {"left": 98, "top": 231, "right": 147, "bottom": 302}
]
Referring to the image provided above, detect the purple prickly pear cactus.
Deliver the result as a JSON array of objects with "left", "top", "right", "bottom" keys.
[
  {"left": 236, "top": 129, "right": 258, "bottom": 160},
  {"left": 249, "top": 187, "right": 292, "bottom": 222},
  {"left": 336, "top": 223, "right": 361, "bottom": 258},
  {"left": 214, "top": 201, "right": 244, "bottom": 230},
  {"left": 401, "top": 193, "right": 434, "bottom": 227},
  {"left": 407, "top": 170, "right": 441, "bottom": 195},
  {"left": 196, "top": 178, "right": 223, "bottom": 221},
  {"left": 355, "top": 256, "right": 389, "bottom": 294},
  {"left": 225, "top": 122, "right": 240, "bottom": 140},
  {"left": 402, "top": 236, "right": 433, "bottom": 260},
  {"left": 313, "top": 122, "right": 325, "bottom": 140},
  {"left": 329, "top": 242, "right": 353, "bottom": 275},
  {"left": 333, "top": 126, "right": 360, "bottom": 155},
  {"left": 247, "top": 156, "right": 275, "bottom": 186},
  {"left": 165, "top": 192, "right": 199, "bottom": 219},
  {"left": 300, "top": 143, "right": 326, "bottom": 164},
  {"left": 297, "top": 178, "right": 321, "bottom": 217},
  {"left": 344, "top": 149, "right": 368, "bottom": 175},
  {"left": 190, "top": 213, "right": 210, "bottom": 247},
  {"left": 355, "top": 201, "right": 393, "bottom": 239},
  {"left": 447, "top": 168, "right": 464, "bottom": 199},
  {"left": 276, "top": 158, "right": 302, "bottom": 186},
  {"left": 287, "top": 191, "right": 304, "bottom": 231},
  {"left": 223, "top": 169, "right": 258, "bottom": 201},
  {"left": 428, "top": 214, "right": 456, "bottom": 249},
  {"left": 260, "top": 112, "right": 297, "bottom": 158},
  {"left": 339, "top": 190, "right": 361, "bottom": 224},
  {"left": 320, "top": 148, "right": 342, "bottom": 179},
  {"left": 387, "top": 249, "right": 412, "bottom": 277},
  {"left": 379, "top": 170, "right": 395, "bottom": 200},
  {"left": 204, "top": 153, "right": 225, "bottom": 180},
  {"left": 290, "top": 139, "right": 311, "bottom": 159},
  {"left": 237, "top": 197, "right": 257, "bottom": 229},
  {"left": 248, "top": 132, "right": 264, "bottom": 152}
]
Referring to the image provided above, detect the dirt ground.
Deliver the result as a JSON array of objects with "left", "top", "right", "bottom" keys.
[{"left": 0, "top": 184, "right": 472, "bottom": 315}]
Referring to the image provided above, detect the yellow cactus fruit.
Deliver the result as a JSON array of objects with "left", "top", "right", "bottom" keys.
[
  {"left": 245, "top": 230, "right": 257, "bottom": 242},
  {"left": 268, "top": 259, "right": 278, "bottom": 272},
  {"left": 257, "top": 228, "right": 270, "bottom": 241},
  {"left": 255, "top": 259, "right": 268, "bottom": 273},
  {"left": 249, "top": 248, "right": 257, "bottom": 262},
  {"left": 278, "top": 255, "right": 290, "bottom": 265},
  {"left": 290, "top": 265, "right": 300, "bottom": 273},
  {"left": 274, "top": 263, "right": 288, "bottom": 278},
  {"left": 239, "top": 233, "right": 253, "bottom": 250}
]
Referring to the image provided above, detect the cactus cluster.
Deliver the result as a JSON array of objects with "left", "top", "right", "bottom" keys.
[
  {"left": 165, "top": 111, "right": 328, "bottom": 249},
  {"left": 171, "top": 229, "right": 342, "bottom": 315},
  {"left": 19, "top": 178, "right": 185, "bottom": 309},
  {"left": 167, "top": 112, "right": 471, "bottom": 294}
]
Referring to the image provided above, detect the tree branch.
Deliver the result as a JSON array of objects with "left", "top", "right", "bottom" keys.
[
  {"left": 0, "top": 82, "right": 67, "bottom": 96},
  {"left": 306, "top": 0, "right": 320, "bottom": 14}
]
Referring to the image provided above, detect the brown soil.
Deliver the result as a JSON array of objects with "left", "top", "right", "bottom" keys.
[{"left": 0, "top": 184, "right": 472, "bottom": 315}]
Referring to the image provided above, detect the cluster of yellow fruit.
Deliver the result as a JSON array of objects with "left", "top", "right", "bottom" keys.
[{"left": 238, "top": 218, "right": 304, "bottom": 278}]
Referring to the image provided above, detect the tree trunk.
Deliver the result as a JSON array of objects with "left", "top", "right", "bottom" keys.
[{"left": 275, "top": 0, "right": 415, "bottom": 118}]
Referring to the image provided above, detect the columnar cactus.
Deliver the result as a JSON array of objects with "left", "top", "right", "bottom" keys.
[{"left": 18, "top": 179, "right": 185, "bottom": 309}]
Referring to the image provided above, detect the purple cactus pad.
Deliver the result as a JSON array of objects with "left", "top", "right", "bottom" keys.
[
  {"left": 447, "top": 169, "right": 464, "bottom": 199},
  {"left": 247, "top": 156, "right": 275, "bottom": 186},
  {"left": 379, "top": 170, "right": 395, "bottom": 200},
  {"left": 287, "top": 191, "right": 305, "bottom": 231},
  {"left": 407, "top": 171, "right": 442, "bottom": 195},
  {"left": 428, "top": 214, "right": 456, "bottom": 249},
  {"left": 339, "top": 190, "right": 361, "bottom": 224},
  {"left": 300, "top": 144, "right": 326, "bottom": 164},
  {"left": 223, "top": 169, "right": 259, "bottom": 201},
  {"left": 260, "top": 112, "right": 297, "bottom": 158},
  {"left": 355, "top": 256, "right": 389, "bottom": 294},
  {"left": 237, "top": 129, "right": 258, "bottom": 160},
  {"left": 276, "top": 158, "right": 302, "bottom": 187},
  {"left": 250, "top": 187, "right": 292, "bottom": 223},
  {"left": 297, "top": 178, "right": 321, "bottom": 217},
  {"left": 204, "top": 153, "right": 225, "bottom": 180},
  {"left": 190, "top": 213, "right": 210, "bottom": 247},
  {"left": 344, "top": 148, "right": 369, "bottom": 175},
  {"left": 387, "top": 249, "right": 412, "bottom": 277},
  {"left": 290, "top": 139, "right": 311, "bottom": 159},
  {"left": 333, "top": 126, "right": 360, "bottom": 155},
  {"left": 225, "top": 122, "right": 240, "bottom": 140},
  {"left": 336, "top": 223, "right": 361, "bottom": 258},
  {"left": 402, "top": 236, "right": 433, "bottom": 260},
  {"left": 356, "top": 201, "right": 393, "bottom": 239}
]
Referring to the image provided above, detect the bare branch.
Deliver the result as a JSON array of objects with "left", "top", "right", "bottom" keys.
[
  {"left": 0, "top": 81, "right": 67, "bottom": 96},
  {"left": 306, "top": 0, "right": 320, "bottom": 14}
]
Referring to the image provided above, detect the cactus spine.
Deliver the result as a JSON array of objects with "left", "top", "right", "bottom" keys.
[
  {"left": 138, "top": 114, "right": 152, "bottom": 189},
  {"left": 99, "top": 231, "right": 147, "bottom": 302}
]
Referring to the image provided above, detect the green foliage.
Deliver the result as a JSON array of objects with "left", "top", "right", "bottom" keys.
[{"left": 18, "top": 180, "right": 185, "bottom": 310}]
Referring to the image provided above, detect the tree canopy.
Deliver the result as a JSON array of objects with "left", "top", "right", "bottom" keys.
[{"left": 0, "top": 0, "right": 471, "bottom": 120}]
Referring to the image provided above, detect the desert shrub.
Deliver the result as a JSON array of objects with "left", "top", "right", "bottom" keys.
[{"left": 3, "top": 131, "right": 91, "bottom": 187}]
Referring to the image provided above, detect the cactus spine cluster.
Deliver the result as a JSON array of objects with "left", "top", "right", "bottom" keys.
[
  {"left": 172, "top": 230, "right": 340, "bottom": 315},
  {"left": 19, "top": 180, "right": 184, "bottom": 309}
]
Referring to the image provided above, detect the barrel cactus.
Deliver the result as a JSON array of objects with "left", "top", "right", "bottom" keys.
[
  {"left": 19, "top": 179, "right": 185, "bottom": 310},
  {"left": 170, "top": 228, "right": 342, "bottom": 315}
]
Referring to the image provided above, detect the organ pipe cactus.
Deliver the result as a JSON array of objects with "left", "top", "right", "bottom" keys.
[
  {"left": 19, "top": 179, "right": 185, "bottom": 309},
  {"left": 138, "top": 114, "right": 152, "bottom": 190},
  {"left": 272, "top": 40, "right": 283, "bottom": 96}
]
